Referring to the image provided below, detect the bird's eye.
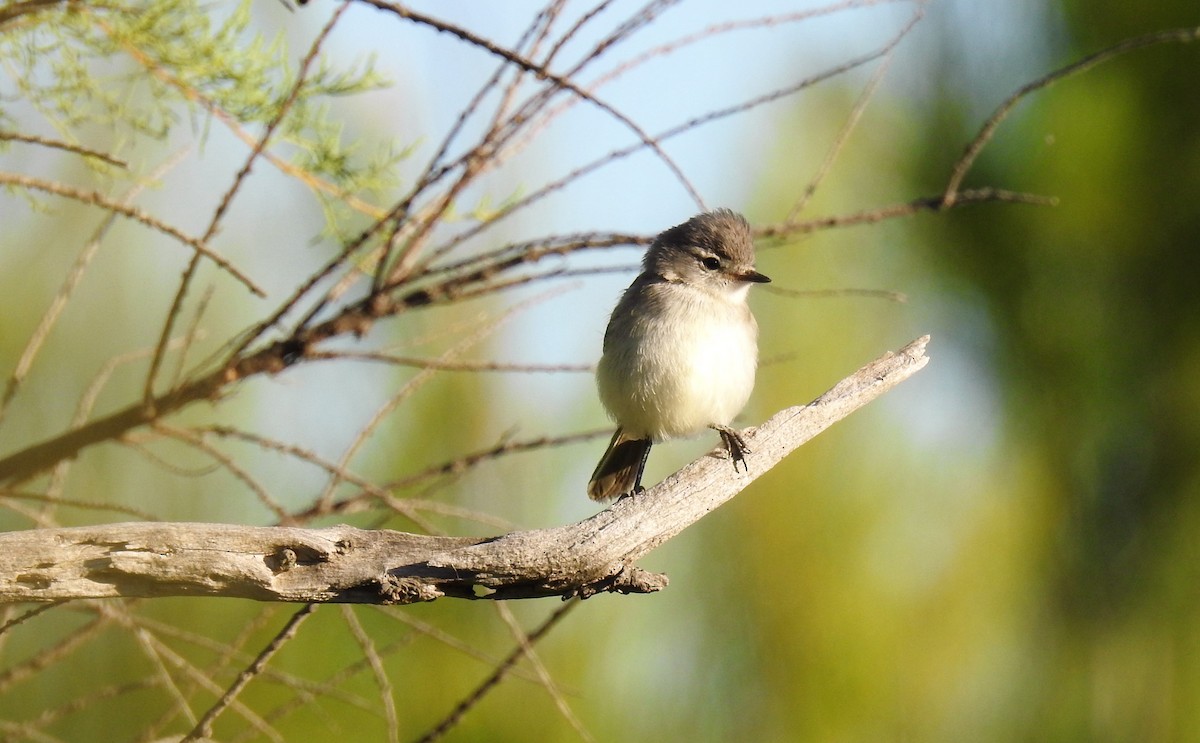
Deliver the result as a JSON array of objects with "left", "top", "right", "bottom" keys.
[{"left": 701, "top": 256, "right": 721, "bottom": 271}]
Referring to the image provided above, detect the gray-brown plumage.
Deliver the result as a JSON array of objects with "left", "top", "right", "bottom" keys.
[{"left": 588, "top": 209, "right": 769, "bottom": 501}]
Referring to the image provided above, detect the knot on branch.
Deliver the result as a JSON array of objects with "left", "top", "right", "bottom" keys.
[
  {"left": 377, "top": 574, "right": 443, "bottom": 604},
  {"left": 265, "top": 547, "right": 298, "bottom": 573},
  {"left": 575, "top": 565, "right": 668, "bottom": 599},
  {"left": 368, "top": 292, "right": 394, "bottom": 318},
  {"left": 279, "top": 338, "right": 309, "bottom": 365},
  {"left": 264, "top": 543, "right": 328, "bottom": 573}
]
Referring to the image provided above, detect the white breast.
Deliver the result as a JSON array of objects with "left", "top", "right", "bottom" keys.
[{"left": 597, "top": 282, "right": 759, "bottom": 441}]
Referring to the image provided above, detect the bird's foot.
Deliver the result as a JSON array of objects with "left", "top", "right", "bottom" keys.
[
  {"left": 710, "top": 424, "right": 750, "bottom": 472},
  {"left": 615, "top": 484, "right": 647, "bottom": 503}
]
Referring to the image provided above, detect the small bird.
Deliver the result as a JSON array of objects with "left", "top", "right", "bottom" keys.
[{"left": 587, "top": 209, "right": 770, "bottom": 501}]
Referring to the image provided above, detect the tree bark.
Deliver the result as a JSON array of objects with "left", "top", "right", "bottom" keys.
[{"left": 0, "top": 336, "right": 930, "bottom": 605}]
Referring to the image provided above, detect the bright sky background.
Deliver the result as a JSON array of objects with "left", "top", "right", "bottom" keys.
[
  {"left": 234, "top": 0, "right": 1054, "bottom": 522},
  {"left": 0, "top": 0, "right": 1057, "bottom": 522}
]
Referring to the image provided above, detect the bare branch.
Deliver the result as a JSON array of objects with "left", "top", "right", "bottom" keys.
[
  {"left": 760, "top": 285, "right": 908, "bottom": 303},
  {"left": 341, "top": 606, "right": 400, "bottom": 743},
  {"left": 184, "top": 604, "right": 317, "bottom": 743},
  {"left": 414, "top": 600, "right": 579, "bottom": 743},
  {"left": 0, "top": 172, "right": 265, "bottom": 296},
  {"left": 0, "top": 336, "right": 930, "bottom": 605},
  {"left": 494, "top": 602, "right": 593, "bottom": 741},
  {"left": 788, "top": 41, "right": 897, "bottom": 222},
  {"left": 760, "top": 187, "right": 1057, "bottom": 241},
  {"left": 1, "top": 170, "right": 146, "bottom": 425},
  {"left": 0, "top": 0, "right": 67, "bottom": 28},
  {"left": 0, "top": 178, "right": 966, "bottom": 493},
  {"left": 417, "top": 3, "right": 925, "bottom": 267},
  {"left": 943, "top": 24, "right": 1200, "bottom": 205},
  {"left": 0, "top": 131, "right": 127, "bottom": 167},
  {"left": 144, "top": 2, "right": 351, "bottom": 403},
  {"left": 358, "top": 0, "right": 705, "bottom": 209},
  {"left": 0, "top": 602, "right": 63, "bottom": 636},
  {"left": 0, "top": 489, "right": 157, "bottom": 521},
  {"left": 309, "top": 351, "right": 592, "bottom": 374}
]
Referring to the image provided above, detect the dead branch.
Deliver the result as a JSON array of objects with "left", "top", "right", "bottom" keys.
[
  {"left": 0, "top": 173, "right": 264, "bottom": 296},
  {"left": 942, "top": 24, "right": 1200, "bottom": 206},
  {"left": 358, "top": 0, "right": 705, "bottom": 208},
  {"left": 0, "top": 336, "right": 930, "bottom": 606}
]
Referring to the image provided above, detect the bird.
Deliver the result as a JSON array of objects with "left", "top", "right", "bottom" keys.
[{"left": 587, "top": 208, "right": 770, "bottom": 501}]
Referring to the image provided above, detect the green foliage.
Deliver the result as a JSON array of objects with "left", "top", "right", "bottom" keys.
[{"left": 1, "top": 0, "right": 401, "bottom": 205}]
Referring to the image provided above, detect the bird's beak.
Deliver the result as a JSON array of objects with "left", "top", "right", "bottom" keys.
[{"left": 737, "top": 269, "right": 771, "bottom": 284}]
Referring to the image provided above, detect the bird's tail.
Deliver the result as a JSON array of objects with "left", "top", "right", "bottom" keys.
[{"left": 587, "top": 429, "right": 652, "bottom": 501}]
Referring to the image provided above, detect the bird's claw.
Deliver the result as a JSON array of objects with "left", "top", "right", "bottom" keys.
[{"left": 712, "top": 425, "right": 751, "bottom": 472}]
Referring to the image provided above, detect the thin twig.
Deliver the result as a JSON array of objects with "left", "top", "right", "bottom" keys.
[
  {"left": 0, "top": 172, "right": 263, "bottom": 296},
  {"left": 0, "top": 131, "right": 127, "bottom": 167},
  {"left": 314, "top": 284, "right": 575, "bottom": 513},
  {"left": 43, "top": 327, "right": 199, "bottom": 505},
  {"left": 342, "top": 606, "right": 400, "bottom": 743},
  {"left": 518, "top": 0, "right": 905, "bottom": 154},
  {"left": 943, "top": 24, "right": 1200, "bottom": 205},
  {"left": 185, "top": 604, "right": 318, "bottom": 742},
  {"left": 30, "top": 679, "right": 157, "bottom": 733},
  {"left": 413, "top": 600, "right": 579, "bottom": 743},
  {"left": 0, "top": 602, "right": 65, "bottom": 637},
  {"left": 133, "top": 626, "right": 285, "bottom": 743},
  {"left": 228, "top": 635, "right": 412, "bottom": 743},
  {"left": 143, "top": 2, "right": 351, "bottom": 403},
  {"left": 760, "top": 285, "right": 908, "bottom": 303},
  {"left": 193, "top": 426, "right": 448, "bottom": 528},
  {"left": 133, "top": 627, "right": 199, "bottom": 728},
  {"left": 380, "top": 428, "right": 611, "bottom": 492},
  {"left": 0, "top": 616, "right": 106, "bottom": 694},
  {"left": 760, "top": 187, "right": 1057, "bottom": 240},
  {"left": 0, "top": 489, "right": 157, "bottom": 521},
  {"left": 358, "top": 1, "right": 704, "bottom": 209},
  {"left": 495, "top": 602, "right": 593, "bottom": 741},
  {"left": 0, "top": 193, "right": 117, "bottom": 425},
  {"left": 126, "top": 609, "right": 384, "bottom": 739},
  {"left": 152, "top": 423, "right": 294, "bottom": 523},
  {"left": 308, "top": 350, "right": 592, "bottom": 374},
  {"left": 418, "top": 7, "right": 923, "bottom": 268},
  {"left": 169, "top": 284, "right": 216, "bottom": 390},
  {"left": 373, "top": 3, "right": 567, "bottom": 287},
  {"left": 788, "top": 40, "right": 898, "bottom": 222}
]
